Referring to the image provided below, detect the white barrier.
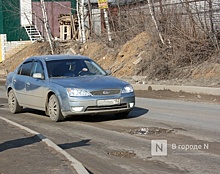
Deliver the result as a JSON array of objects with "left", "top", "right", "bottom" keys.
[{"left": 0, "top": 34, "right": 6, "bottom": 62}]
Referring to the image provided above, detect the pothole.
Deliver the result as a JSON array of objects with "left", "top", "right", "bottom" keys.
[
  {"left": 107, "top": 150, "right": 136, "bottom": 158},
  {"left": 125, "top": 127, "right": 176, "bottom": 135},
  {"left": 173, "top": 127, "right": 187, "bottom": 131}
]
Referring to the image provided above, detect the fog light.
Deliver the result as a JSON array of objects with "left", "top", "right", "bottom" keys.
[
  {"left": 129, "top": 103, "right": 134, "bottom": 108},
  {"left": 71, "top": 107, "right": 84, "bottom": 112}
]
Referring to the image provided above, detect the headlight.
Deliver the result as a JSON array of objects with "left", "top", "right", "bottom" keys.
[
  {"left": 122, "top": 85, "right": 134, "bottom": 93},
  {"left": 66, "top": 88, "right": 92, "bottom": 96}
]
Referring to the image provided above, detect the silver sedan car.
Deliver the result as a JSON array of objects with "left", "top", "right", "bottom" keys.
[{"left": 5, "top": 55, "right": 135, "bottom": 122}]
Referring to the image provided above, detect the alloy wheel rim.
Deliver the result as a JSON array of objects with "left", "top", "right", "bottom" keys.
[
  {"left": 49, "top": 97, "right": 58, "bottom": 119},
  {"left": 9, "top": 92, "right": 15, "bottom": 111}
]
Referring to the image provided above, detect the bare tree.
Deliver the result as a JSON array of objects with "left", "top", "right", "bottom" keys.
[
  {"left": 40, "top": 0, "right": 54, "bottom": 54},
  {"left": 208, "top": 0, "right": 219, "bottom": 49},
  {"left": 146, "top": 0, "right": 165, "bottom": 45}
]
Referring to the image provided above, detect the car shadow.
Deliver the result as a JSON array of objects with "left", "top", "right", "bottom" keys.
[
  {"left": 22, "top": 108, "right": 47, "bottom": 116},
  {"left": 20, "top": 106, "right": 149, "bottom": 123},
  {"left": 66, "top": 106, "right": 149, "bottom": 123}
]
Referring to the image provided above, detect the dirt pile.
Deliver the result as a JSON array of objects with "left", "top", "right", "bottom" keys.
[
  {"left": 81, "top": 32, "right": 220, "bottom": 87},
  {"left": 1, "top": 32, "right": 220, "bottom": 87},
  {"left": 0, "top": 42, "right": 51, "bottom": 74},
  {"left": 82, "top": 32, "right": 155, "bottom": 77}
]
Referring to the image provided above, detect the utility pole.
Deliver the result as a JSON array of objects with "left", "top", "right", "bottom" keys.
[
  {"left": 98, "top": 0, "right": 112, "bottom": 42},
  {"left": 40, "top": 0, "right": 54, "bottom": 54},
  {"left": 103, "top": 8, "right": 112, "bottom": 42}
]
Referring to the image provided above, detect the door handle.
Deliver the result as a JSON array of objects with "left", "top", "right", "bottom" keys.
[
  {"left": 26, "top": 82, "right": 30, "bottom": 86},
  {"left": 13, "top": 79, "right": 17, "bottom": 83}
]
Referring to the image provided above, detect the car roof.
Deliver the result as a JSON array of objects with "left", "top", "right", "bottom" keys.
[{"left": 25, "top": 55, "right": 91, "bottom": 62}]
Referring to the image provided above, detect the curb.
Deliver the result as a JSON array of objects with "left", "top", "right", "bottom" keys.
[
  {"left": 132, "top": 84, "right": 220, "bottom": 96},
  {"left": 0, "top": 116, "right": 89, "bottom": 174},
  {"left": 0, "top": 78, "right": 6, "bottom": 82}
]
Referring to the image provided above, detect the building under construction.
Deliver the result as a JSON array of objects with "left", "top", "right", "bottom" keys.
[{"left": 0, "top": 0, "right": 76, "bottom": 42}]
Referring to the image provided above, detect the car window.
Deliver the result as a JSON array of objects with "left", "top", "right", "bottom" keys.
[
  {"left": 30, "top": 61, "right": 44, "bottom": 77},
  {"left": 17, "top": 65, "right": 22, "bottom": 75},
  {"left": 84, "top": 60, "right": 104, "bottom": 75},
  {"left": 19, "top": 62, "right": 33, "bottom": 76},
  {"left": 46, "top": 59, "right": 106, "bottom": 78},
  {"left": 46, "top": 59, "right": 82, "bottom": 77}
]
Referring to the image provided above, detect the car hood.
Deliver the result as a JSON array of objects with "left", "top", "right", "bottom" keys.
[{"left": 49, "top": 75, "right": 129, "bottom": 90}]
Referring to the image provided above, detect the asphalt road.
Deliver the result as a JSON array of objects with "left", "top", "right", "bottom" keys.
[{"left": 0, "top": 85, "right": 220, "bottom": 174}]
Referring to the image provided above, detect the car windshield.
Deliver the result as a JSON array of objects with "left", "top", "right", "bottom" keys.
[{"left": 46, "top": 59, "right": 107, "bottom": 78}]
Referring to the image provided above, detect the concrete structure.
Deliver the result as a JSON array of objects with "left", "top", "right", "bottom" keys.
[
  {"left": 4, "top": 41, "right": 32, "bottom": 59},
  {"left": 20, "top": 0, "right": 32, "bottom": 26},
  {"left": 0, "top": 34, "right": 6, "bottom": 62},
  {"left": 132, "top": 84, "right": 220, "bottom": 96}
]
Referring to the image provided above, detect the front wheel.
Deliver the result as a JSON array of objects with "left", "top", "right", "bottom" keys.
[
  {"left": 48, "top": 94, "right": 64, "bottom": 122},
  {"left": 8, "top": 90, "right": 22, "bottom": 114}
]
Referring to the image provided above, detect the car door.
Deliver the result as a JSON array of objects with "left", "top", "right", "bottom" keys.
[
  {"left": 25, "top": 61, "right": 45, "bottom": 109},
  {"left": 13, "top": 61, "right": 33, "bottom": 106}
]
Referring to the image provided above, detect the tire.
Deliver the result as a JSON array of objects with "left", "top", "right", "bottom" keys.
[
  {"left": 8, "top": 90, "right": 22, "bottom": 114},
  {"left": 115, "top": 111, "right": 129, "bottom": 119},
  {"left": 48, "top": 94, "right": 64, "bottom": 122}
]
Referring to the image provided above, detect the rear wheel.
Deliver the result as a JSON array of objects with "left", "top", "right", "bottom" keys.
[
  {"left": 48, "top": 94, "right": 64, "bottom": 122},
  {"left": 8, "top": 90, "right": 22, "bottom": 114},
  {"left": 115, "top": 111, "right": 129, "bottom": 119}
]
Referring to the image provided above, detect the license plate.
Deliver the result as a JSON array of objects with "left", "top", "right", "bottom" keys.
[{"left": 97, "top": 99, "right": 120, "bottom": 106}]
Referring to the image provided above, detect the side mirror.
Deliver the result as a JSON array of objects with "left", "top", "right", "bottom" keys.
[
  {"left": 105, "top": 70, "right": 112, "bottom": 75},
  {"left": 33, "top": 73, "right": 44, "bottom": 80}
]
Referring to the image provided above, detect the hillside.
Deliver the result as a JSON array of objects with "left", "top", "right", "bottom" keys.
[{"left": 1, "top": 32, "right": 220, "bottom": 87}]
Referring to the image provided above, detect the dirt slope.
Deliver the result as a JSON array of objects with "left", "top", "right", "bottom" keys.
[
  {"left": 82, "top": 32, "right": 156, "bottom": 77},
  {"left": 82, "top": 32, "right": 220, "bottom": 87},
  {"left": 0, "top": 42, "right": 51, "bottom": 74},
  {"left": 1, "top": 32, "right": 220, "bottom": 87}
]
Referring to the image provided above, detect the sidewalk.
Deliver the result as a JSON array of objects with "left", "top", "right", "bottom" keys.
[
  {"left": 0, "top": 84, "right": 89, "bottom": 174},
  {"left": 0, "top": 118, "right": 77, "bottom": 174}
]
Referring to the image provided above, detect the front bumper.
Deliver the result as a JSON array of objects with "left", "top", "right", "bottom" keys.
[{"left": 61, "top": 95, "right": 135, "bottom": 117}]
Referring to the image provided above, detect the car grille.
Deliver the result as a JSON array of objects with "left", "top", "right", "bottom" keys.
[
  {"left": 90, "top": 89, "right": 121, "bottom": 96},
  {"left": 86, "top": 103, "right": 128, "bottom": 111}
]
